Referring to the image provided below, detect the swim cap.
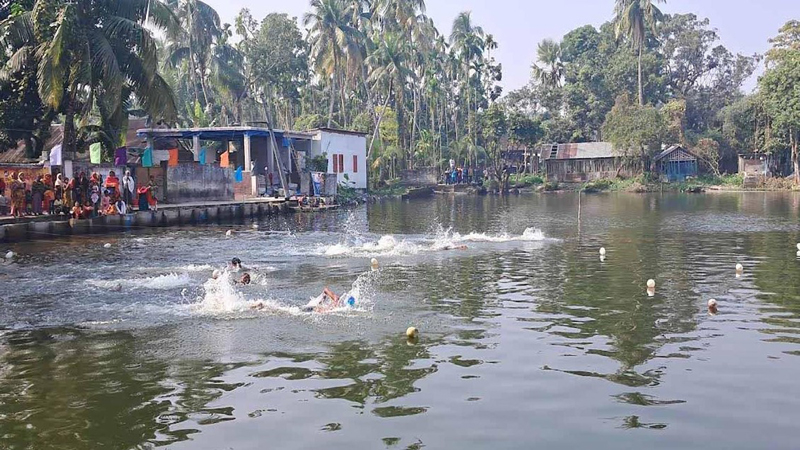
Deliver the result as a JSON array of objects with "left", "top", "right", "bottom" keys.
[{"left": 347, "top": 297, "right": 355, "bottom": 306}]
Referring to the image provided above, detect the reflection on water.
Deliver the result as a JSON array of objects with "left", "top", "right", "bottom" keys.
[{"left": 1, "top": 192, "right": 800, "bottom": 449}]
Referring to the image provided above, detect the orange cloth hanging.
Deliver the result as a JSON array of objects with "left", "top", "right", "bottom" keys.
[
  {"left": 168, "top": 148, "right": 179, "bottom": 167},
  {"left": 220, "top": 150, "right": 229, "bottom": 168}
]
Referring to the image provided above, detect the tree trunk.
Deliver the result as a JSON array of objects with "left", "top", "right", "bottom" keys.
[
  {"left": 792, "top": 129, "right": 799, "bottom": 185},
  {"left": 410, "top": 88, "right": 418, "bottom": 170},
  {"left": 368, "top": 79, "right": 393, "bottom": 160},
  {"left": 637, "top": 44, "right": 644, "bottom": 106}
]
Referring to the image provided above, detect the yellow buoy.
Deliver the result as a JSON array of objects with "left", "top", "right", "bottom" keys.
[
  {"left": 646, "top": 279, "right": 656, "bottom": 289},
  {"left": 406, "top": 327, "right": 419, "bottom": 339},
  {"left": 708, "top": 299, "right": 718, "bottom": 314}
]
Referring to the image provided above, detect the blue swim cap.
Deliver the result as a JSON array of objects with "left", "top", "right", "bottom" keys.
[{"left": 347, "top": 297, "right": 355, "bottom": 306}]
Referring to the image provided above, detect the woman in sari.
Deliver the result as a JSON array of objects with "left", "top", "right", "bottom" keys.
[
  {"left": 10, "top": 173, "right": 25, "bottom": 217},
  {"left": 63, "top": 177, "right": 74, "bottom": 215},
  {"left": 31, "top": 175, "right": 46, "bottom": 215}
]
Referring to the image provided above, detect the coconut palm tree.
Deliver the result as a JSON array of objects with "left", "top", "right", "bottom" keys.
[
  {"left": 164, "top": 0, "right": 222, "bottom": 113},
  {"left": 532, "top": 38, "right": 563, "bottom": 88},
  {"left": 1, "top": 0, "right": 178, "bottom": 154},
  {"left": 450, "top": 11, "right": 484, "bottom": 146},
  {"left": 614, "top": 0, "right": 664, "bottom": 106},
  {"left": 304, "top": 0, "right": 359, "bottom": 128}
]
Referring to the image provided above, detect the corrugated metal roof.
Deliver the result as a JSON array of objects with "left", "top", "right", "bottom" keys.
[
  {"left": 0, "top": 141, "right": 41, "bottom": 165},
  {"left": 542, "top": 142, "right": 624, "bottom": 160},
  {"left": 654, "top": 145, "right": 697, "bottom": 162}
]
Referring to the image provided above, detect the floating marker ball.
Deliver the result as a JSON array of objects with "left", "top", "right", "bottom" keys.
[
  {"left": 646, "top": 279, "right": 656, "bottom": 289},
  {"left": 103, "top": 243, "right": 112, "bottom": 249},
  {"left": 708, "top": 299, "right": 718, "bottom": 308},
  {"left": 406, "top": 327, "right": 419, "bottom": 339},
  {"left": 5, "top": 251, "right": 14, "bottom": 260},
  {"left": 371, "top": 258, "right": 379, "bottom": 269},
  {"left": 212, "top": 269, "right": 221, "bottom": 280},
  {"left": 736, "top": 263, "right": 744, "bottom": 272},
  {"left": 226, "top": 230, "right": 233, "bottom": 237},
  {"left": 599, "top": 247, "right": 606, "bottom": 256},
  {"left": 252, "top": 223, "right": 259, "bottom": 229},
  {"left": 797, "top": 243, "right": 800, "bottom": 251}
]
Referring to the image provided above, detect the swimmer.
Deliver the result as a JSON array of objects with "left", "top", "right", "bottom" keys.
[
  {"left": 302, "top": 287, "right": 355, "bottom": 313},
  {"left": 236, "top": 273, "right": 251, "bottom": 285},
  {"left": 230, "top": 257, "right": 243, "bottom": 271},
  {"left": 443, "top": 244, "right": 468, "bottom": 251}
]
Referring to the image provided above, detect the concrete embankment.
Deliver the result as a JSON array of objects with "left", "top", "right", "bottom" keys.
[{"left": 0, "top": 200, "right": 291, "bottom": 243}]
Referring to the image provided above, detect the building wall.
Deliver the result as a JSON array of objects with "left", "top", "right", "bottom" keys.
[
  {"left": 311, "top": 131, "right": 367, "bottom": 189},
  {"left": 545, "top": 158, "right": 637, "bottom": 183},
  {"left": 166, "top": 163, "right": 235, "bottom": 204}
]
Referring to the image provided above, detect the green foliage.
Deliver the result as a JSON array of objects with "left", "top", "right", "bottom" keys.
[
  {"left": 307, "top": 153, "right": 329, "bottom": 172},
  {"left": 511, "top": 174, "right": 544, "bottom": 187},
  {"left": 602, "top": 93, "right": 665, "bottom": 160},
  {"left": 760, "top": 20, "right": 800, "bottom": 183}
]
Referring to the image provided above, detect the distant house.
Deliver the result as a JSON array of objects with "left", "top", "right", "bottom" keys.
[
  {"left": 309, "top": 128, "right": 368, "bottom": 190},
  {"left": 654, "top": 145, "right": 698, "bottom": 182},
  {"left": 541, "top": 142, "right": 637, "bottom": 183}
]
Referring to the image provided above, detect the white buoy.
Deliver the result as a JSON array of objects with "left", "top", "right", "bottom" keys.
[
  {"left": 646, "top": 279, "right": 656, "bottom": 289},
  {"left": 599, "top": 247, "right": 606, "bottom": 256},
  {"left": 735, "top": 263, "right": 744, "bottom": 273},
  {"left": 406, "top": 327, "right": 419, "bottom": 339},
  {"left": 708, "top": 299, "right": 718, "bottom": 308},
  {"left": 103, "top": 243, "right": 112, "bottom": 249},
  {"left": 600, "top": 255, "right": 606, "bottom": 263},
  {"left": 371, "top": 258, "right": 379, "bottom": 270},
  {"left": 252, "top": 223, "right": 259, "bottom": 229},
  {"left": 4, "top": 251, "right": 14, "bottom": 260},
  {"left": 647, "top": 287, "right": 656, "bottom": 297},
  {"left": 225, "top": 230, "right": 233, "bottom": 237},
  {"left": 797, "top": 243, "right": 800, "bottom": 251}
]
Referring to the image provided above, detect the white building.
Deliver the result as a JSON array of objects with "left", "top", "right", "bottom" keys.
[{"left": 310, "top": 128, "right": 368, "bottom": 190}]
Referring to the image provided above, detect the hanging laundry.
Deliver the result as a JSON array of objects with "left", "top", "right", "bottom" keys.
[
  {"left": 142, "top": 147, "right": 153, "bottom": 168},
  {"left": 220, "top": 150, "right": 229, "bottom": 168},
  {"left": 114, "top": 147, "right": 127, "bottom": 166},
  {"left": 198, "top": 147, "right": 207, "bottom": 165},
  {"left": 89, "top": 143, "right": 102, "bottom": 164},
  {"left": 235, "top": 166, "right": 243, "bottom": 182},
  {"left": 168, "top": 148, "right": 179, "bottom": 167},
  {"left": 49, "top": 144, "right": 62, "bottom": 166}
]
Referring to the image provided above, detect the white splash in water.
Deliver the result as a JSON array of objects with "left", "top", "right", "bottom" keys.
[
  {"left": 319, "top": 227, "right": 551, "bottom": 257},
  {"left": 88, "top": 272, "right": 193, "bottom": 291}
]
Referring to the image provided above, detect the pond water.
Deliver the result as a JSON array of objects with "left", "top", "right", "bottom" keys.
[{"left": 1, "top": 192, "right": 800, "bottom": 450}]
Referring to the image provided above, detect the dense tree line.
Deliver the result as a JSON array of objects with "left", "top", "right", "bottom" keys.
[{"left": 1, "top": 0, "right": 799, "bottom": 184}]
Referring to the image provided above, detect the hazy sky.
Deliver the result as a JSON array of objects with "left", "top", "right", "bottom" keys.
[{"left": 204, "top": 0, "right": 800, "bottom": 93}]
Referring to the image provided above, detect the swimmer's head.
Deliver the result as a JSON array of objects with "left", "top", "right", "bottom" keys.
[
  {"left": 240, "top": 273, "right": 251, "bottom": 285},
  {"left": 231, "top": 257, "right": 242, "bottom": 268}
]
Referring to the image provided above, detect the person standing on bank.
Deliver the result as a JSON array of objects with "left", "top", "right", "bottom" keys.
[
  {"left": 122, "top": 170, "right": 135, "bottom": 209},
  {"left": 31, "top": 175, "right": 46, "bottom": 215}
]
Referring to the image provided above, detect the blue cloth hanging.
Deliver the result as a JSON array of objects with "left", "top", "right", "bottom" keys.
[
  {"left": 198, "top": 147, "right": 207, "bottom": 165},
  {"left": 142, "top": 147, "right": 153, "bottom": 167},
  {"left": 235, "top": 166, "right": 243, "bottom": 182}
]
